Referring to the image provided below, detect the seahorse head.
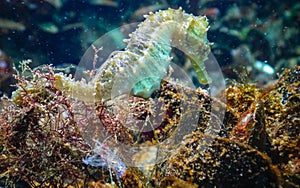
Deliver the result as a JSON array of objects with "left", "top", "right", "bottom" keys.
[
  {"left": 178, "top": 15, "right": 212, "bottom": 84},
  {"left": 187, "top": 17, "right": 209, "bottom": 43}
]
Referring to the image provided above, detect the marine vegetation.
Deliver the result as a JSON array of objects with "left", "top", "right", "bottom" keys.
[{"left": 0, "top": 8, "right": 299, "bottom": 188}]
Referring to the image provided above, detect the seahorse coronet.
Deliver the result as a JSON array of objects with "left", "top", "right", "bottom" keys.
[{"left": 54, "top": 8, "right": 212, "bottom": 102}]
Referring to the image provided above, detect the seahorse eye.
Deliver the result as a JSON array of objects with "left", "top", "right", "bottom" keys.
[{"left": 132, "top": 76, "right": 161, "bottom": 98}]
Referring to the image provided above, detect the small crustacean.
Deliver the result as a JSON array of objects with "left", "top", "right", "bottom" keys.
[
  {"left": 82, "top": 139, "right": 127, "bottom": 187},
  {"left": 54, "top": 8, "right": 212, "bottom": 102},
  {"left": 229, "top": 99, "right": 267, "bottom": 152}
]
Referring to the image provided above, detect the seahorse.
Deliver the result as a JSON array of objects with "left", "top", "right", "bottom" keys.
[{"left": 54, "top": 8, "right": 212, "bottom": 102}]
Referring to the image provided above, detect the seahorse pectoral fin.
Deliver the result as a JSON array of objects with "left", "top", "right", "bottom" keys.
[{"left": 190, "top": 59, "right": 212, "bottom": 85}]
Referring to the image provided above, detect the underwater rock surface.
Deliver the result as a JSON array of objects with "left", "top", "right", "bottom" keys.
[
  {"left": 161, "top": 132, "right": 281, "bottom": 187},
  {"left": 0, "top": 1, "right": 299, "bottom": 187},
  {"left": 0, "top": 63, "right": 299, "bottom": 187}
]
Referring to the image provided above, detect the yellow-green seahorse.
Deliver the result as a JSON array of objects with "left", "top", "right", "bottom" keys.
[{"left": 54, "top": 8, "right": 212, "bottom": 102}]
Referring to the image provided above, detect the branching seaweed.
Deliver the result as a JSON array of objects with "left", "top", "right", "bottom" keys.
[{"left": 0, "top": 61, "right": 93, "bottom": 187}]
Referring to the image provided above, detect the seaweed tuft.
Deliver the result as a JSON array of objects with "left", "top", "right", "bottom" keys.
[{"left": 0, "top": 60, "right": 93, "bottom": 187}]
